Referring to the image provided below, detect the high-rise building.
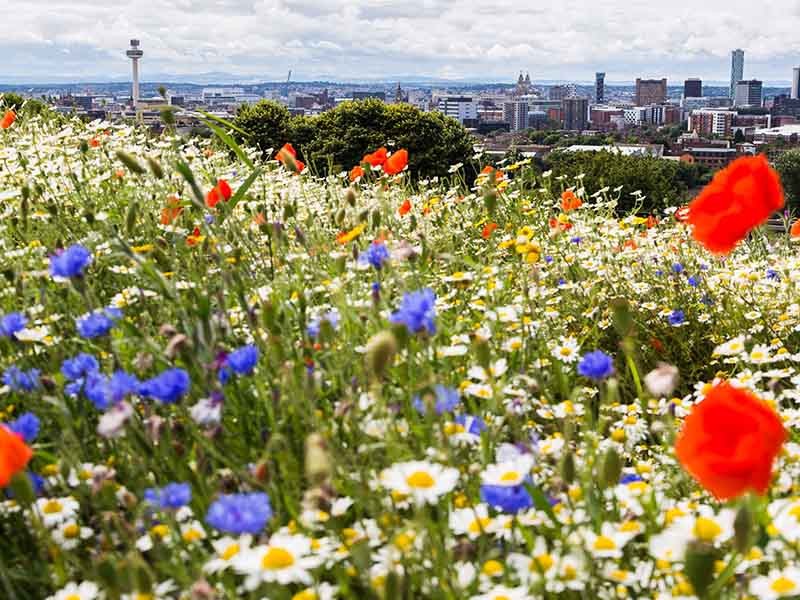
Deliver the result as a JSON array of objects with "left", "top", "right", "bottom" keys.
[
  {"left": 730, "top": 49, "right": 744, "bottom": 99},
  {"left": 635, "top": 78, "right": 667, "bottom": 105},
  {"left": 684, "top": 78, "right": 702, "bottom": 98},
  {"left": 562, "top": 97, "right": 588, "bottom": 131},
  {"left": 434, "top": 95, "right": 477, "bottom": 125},
  {"left": 595, "top": 72, "right": 605, "bottom": 104},
  {"left": 689, "top": 109, "right": 736, "bottom": 137},
  {"left": 503, "top": 100, "right": 530, "bottom": 131},
  {"left": 734, "top": 80, "right": 762, "bottom": 107},
  {"left": 792, "top": 68, "right": 800, "bottom": 100},
  {"left": 549, "top": 84, "right": 577, "bottom": 101}
]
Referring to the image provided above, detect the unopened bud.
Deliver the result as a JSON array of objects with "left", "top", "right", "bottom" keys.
[
  {"left": 684, "top": 541, "right": 716, "bottom": 598},
  {"left": 733, "top": 503, "right": 753, "bottom": 553},
  {"left": 601, "top": 446, "right": 622, "bottom": 489},
  {"left": 561, "top": 452, "right": 575, "bottom": 484},
  {"left": 365, "top": 330, "right": 398, "bottom": 380},
  {"left": 305, "top": 433, "right": 333, "bottom": 484},
  {"left": 345, "top": 187, "right": 357, "bottom": 207},
  {"left": 147, "top": 156, "right": 165, "bottom": 179},
  {"left": 115, "top": 150, "right": 146, "bottom": 175}
]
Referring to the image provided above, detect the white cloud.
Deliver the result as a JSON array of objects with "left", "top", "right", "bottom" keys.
[{"left": 0, "top": 0, "right": 799, "bottom": 82}]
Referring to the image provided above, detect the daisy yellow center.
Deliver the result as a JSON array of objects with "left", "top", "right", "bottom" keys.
[
  {"left": 43, "top": 500, "right": 63, "bottom": 514},
  {"left": 500, "top": 471, "right": 520, "bottom": 483},
  {"left": 534, "top": 553, "right": 554, "bottom": 571},
  {"left": 292, "top": 591, "right": 317, "bottom": 600},
  {"left": 444, "top": 423, "right": 466, "bottom": 435},
  {"left": 134, "top": 595, "right": 154, "bottom": 600},
  {"left": 406, "top": 471, "right": 435, "bottom": 489},
  {"left": 563, "top": 565, "right": 577, "bottom": 580},
  {"left": 771, "top": 577, "right": 796, "bottom": 594},
  {"left": 65, "top": 595, "right": 81, "bottom": 600},
  {"left": 63, "top": 523, "right": 80, "bottom": 539},
  {"left": 482, "top": 559, "right": 503, "bottom": 576},
  {"left": 150, "top": 524, "right": 169, "bottom": 539},
  {"left": 620, "top": 521, "right": 640, "bottom": 533},
  {"left": 468, "top": 517, "right": 492, "bottom": 534},
  {"left": 221, "top": 543, "right": 240, "bottom": 560},
  {"left": 559, "top": 347, "right": 573, "bottom": 357},
  {"left": 693, "top": 517, "right": 722, "bottom": 542},
  {"left": 261, "top": 547, "right": 295, "bottom": 570},
  {"left": 182, "top": 528, "right": 203, "bottom": 543},
  {"left": 610, "top": 569, "right": 628, "bottom": 582},
  {"left": 494, "top": 596, "right": 511, "bottom": 600},
  {"left": 593, "top": 535, "right": 617, "bottom": 551},
  {"left": 788, "top": 504, "right": 800, "bottom": 521}
]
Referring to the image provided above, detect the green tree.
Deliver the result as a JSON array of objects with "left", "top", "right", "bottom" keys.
[
  {"left": 733, "top": 129, "right": 745, "bottom": 144},
  {"left": 232, "top": 100, "right": 293, "bottom": 158},
  {"left": 775, "top": 149, "right": 800, "bottom": 211}
]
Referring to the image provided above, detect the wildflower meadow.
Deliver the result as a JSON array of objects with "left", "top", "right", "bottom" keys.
[{"left": 3, "top": 105, "right": 800, "bottom": 600}]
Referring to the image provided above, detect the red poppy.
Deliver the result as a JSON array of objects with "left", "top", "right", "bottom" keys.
[
  {"left": 362, "top": 147, "right": 388, "bottom": 167},
  {"left": 1, "top": 109, "right": 16, "bottom": 130},
  {"left": 398, "top": 198, "right": 412, "bottom": 216},
  {"left": 276, "top": 143, "right": 305, "bottom": 174},
  {"left": 674, "top": 206, "right": 690, "bottom": 223},
  {"left": 0, "top": 425, "right": 32, "bottom": 488},
  {"left": 675, "top": 382, "right": 786, "bottom": 500},
  {"left": 186, "top": 227, "right": 203, "bottom": 246},
  {"left": 160, "top": 195, "right": 183, "bottom": 225},
  {"left": 349, "top": 165, "right": 365, "bottom": 182},
  {"left": 622, "top": 239, "right": 638, "bottom": 250},
  {"left": 384, "top": 149, "right": 408, "bottom": 176},
  {"left": 548, "top": 217, "right": 573, "bottom": 232},
  {"left": 89, "top": 137, "right": 101, "bottom": 148},
  {"left": 791, "top": 220, "right": 800, "bottom": 239},
  {"left": 646, "top": 215, "right": 658, "bottom": 229},
  {"left": 687, "top": 155, "right": 784, "bottom": 255},
  {"left": 560, "top": 190, "right": 582, "bottom": 212},
  {"left": 482, "top": 222, "right": 498, "bottom": 239},
  {"left": 206, "top": 179, "right": 232, "bottom": 208}
]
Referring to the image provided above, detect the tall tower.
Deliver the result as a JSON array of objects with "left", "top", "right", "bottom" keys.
[
  {"left": 126, "top": 39, "right": 143, "bottom": 107},
  {"left": 595, "top": 72, "right": 605, "bottom": 104},
  {"left": 792, "top": 67, "right": 800, "bottom": 100},
  {"left": 730, "top": 49, "right": 744, "bottom": 99}
]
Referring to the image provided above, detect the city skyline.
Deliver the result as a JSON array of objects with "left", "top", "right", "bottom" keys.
[{"left": 4, "top": 0, "right": 800, "bottom": 84}]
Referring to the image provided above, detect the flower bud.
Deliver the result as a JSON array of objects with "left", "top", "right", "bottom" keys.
[
  {"left": 115, "top": 150, "right": 146, "bottom": 175},
  {"left": 683, "top": 541, "right": 716, "bottom": 598},
  {"left": 365, "top": 330, "right": 398, "bottom": 380},
  {"left": 601, "top": 446, "right": 622, "bottom": 489},
  {"left": 733, "top": 503, "right": 753, "bottom": 553},
  {"left": 305, "top": 433, "right": 333, "bottom": 485},
  {"left": 345, "top": 187, "right": 357, "bottom": 207}
]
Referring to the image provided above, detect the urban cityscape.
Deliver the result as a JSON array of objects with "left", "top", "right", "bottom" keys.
[{"left": 4, "top": 40, "right": 800, "bottom": 171}]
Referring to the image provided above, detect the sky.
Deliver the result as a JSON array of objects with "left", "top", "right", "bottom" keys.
[{"left": 2, "top": 0, "right": 800, "bottom": 84}]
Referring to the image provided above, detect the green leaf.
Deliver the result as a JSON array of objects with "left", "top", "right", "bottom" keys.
[
  {"left": 175, "top": 161, "right": 206, "bottom": 209},
  {"left": 201, "top": 117, "right": 255, "bottom": 170},
  {"left": 221, "top": 167, "right": 261, "bottom": 220}
]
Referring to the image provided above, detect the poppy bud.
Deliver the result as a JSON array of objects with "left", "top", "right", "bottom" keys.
[
  {"left": 115, "top": 150, "right": 145, "bottom": 175},
  {"left": 305, "top": 433, "right": 332, "bottom": 485},
  {"left": 684, "top": 541, "right": 717, "bottom": 598},
  {"left": 561, "top": 452, "right": 575, "bottom": 484},
  {"left": 473, "top": 337, "right": 491, "bottom": 370},
  {"left": 358, "top": 209, "right": 369, "bottom": 223},
  {"left": 345, "top": 187, "right": 357, "bottom": 207},
  {"left": 644, "top": 363, "right": 680, "bottom": 398},
  {"left": 335, "top": 208, "right": 346, "bottom": 227},
  {"left": 365, "top": 330, "right": 398, "bottom": 380},
  {"left": 483, "top": 188, "right": 497, "bottom": 214},
  {"left": 147, "top": 156, "right": 165, "bottom": 179},
  {"left": 372, "top": 209, "right": 381, "bottom": 229},
  {"left": 125, "top": 201, "right": 138, "bottom": 236}
]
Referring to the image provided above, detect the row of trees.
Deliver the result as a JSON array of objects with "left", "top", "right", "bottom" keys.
[{"left": 233, "top": 99, "right": 475, "bottom": 180}]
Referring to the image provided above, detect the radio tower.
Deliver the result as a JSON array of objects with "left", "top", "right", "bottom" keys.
[{"left": 126, "top": 39, "right": 143, "bottom": 107}]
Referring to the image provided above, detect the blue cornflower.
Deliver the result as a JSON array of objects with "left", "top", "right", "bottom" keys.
[
  {"left": 544, "top": 255, "right": 554, "bottom": 263},
  {"left": 85, "top": 371, "right": 139, "bottom": 410},
  {"left": 359, "top": 242, "right": 390, "bottom": 270},
  {"left": 672, "top": 262, "right": 684, "bottom": 274},
  {"left": 620, "top": 473, "right": 643, "bottom": 484},
  {"left": 62, "top": 353, "right": 99, "bottom": 381},
  {"left": 480, "top": 484, "right": 533, "bottom": 514},
  {"left": 413, "top": 385, "right": 461, "bottom": 415},
  {"left": 454, "top": 413, "right": 487, "bottom": 435},
  {"left": 307, "top": 310, "right": 340, "bottom": 339},
  {"left": 389, "top": 288, "right": 436, "bottom": 335},
  {"left": 687, "top": 275, "right": 700, "bottom": 287},
  {"left": 205, "top": 492, "right": 273, "bottom": 534},
  {"left": 570, "top": 236, "right": 582, "bottom": 244},
  {"left": 655, "top": 269, "right": 664, "bottom": 277},
  {"left": 668, "top": 310, "right": 685, "bottom": 326},
  {"left": 2, "top": 366, "right": 40, "bottom": 392},
  {"left": 139, "top": 368, "right": 190, "bottom": 404},
  {"left": 0, "top": 313, "right": 27, "bottom": 338},
  {"left": 144, "top": 482, "right": 192, "bottom": 509},
  {"left": 767, "top": 269, "right": 780, "bottom": 281},
  {"left": 219, "top": 344, "right": 259, "bottom": 384},
  {"left": 49, "top": 244, "right": 92, "bottom": 278},
  {"left": 8, "top": 412, "right": 40, "bottom": 443},
  {"left": 204, "top": 214, "right": 215, "bottom": 225},
  {"left": 577, "top": 350, "right": 615, "bottom": 380},
  {"left": 76, "top": 307, "right": 122, "bottom": 339}
]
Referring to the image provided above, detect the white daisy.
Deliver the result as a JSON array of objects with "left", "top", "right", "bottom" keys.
[{"left": 379, "top": 460, "right": 459, "bottom": 506}]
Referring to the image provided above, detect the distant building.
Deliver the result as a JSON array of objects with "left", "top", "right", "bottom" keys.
[
  {"left": 503, "top": 100, "right": 530, "bottom": 131},
  {"left": 590, "top": 106, "right": 624, "bottom": 129},
  {"left": 515, "top": 72, "right": 533, "bottom": 96},
  {"left": 624, "top": 107, "right": 649, "bottom": 127},
  {"left": 635, "top": 78, "right": 667, "bottom": 106},
  {"left": 684, "top": 78, "right": 702, "bottom": 98},
  {"left": 561, "top": 97, "right": 588, "bottom": 130},
  {"left": 772, "top": 94, "right": 800, "bottom": 118},
  {"left": 689, "top": 109, "right": 736, "bottom": 137},
  {"left": 549, "top": 84, "right": 576, "bottom": 101},
  {"left": 730, "top": 49, "right": 745, "bottom": 99},
  {"left": 73, "top": 95, "right": 93, "bottom": 110},
  {"left": 352, "top": 91, "right": 386, "bottom": 101},
  {"left": 436, "top": 95, "right": 478, "bottom": 125},
  {"left": 792, "top": 68, "right": 800, "bottom": 100},
  {"left": 595, "top": 72, "right": 605, "bottom": 104},
  {"left": 562, "top": 144, "right": 663, "bottom": 157},
  {"left": 734, "top": 80, "right": 762, "bottom": 107},
  {"left": 685, "top": 147, "right": 738, "bottom": 169}
]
